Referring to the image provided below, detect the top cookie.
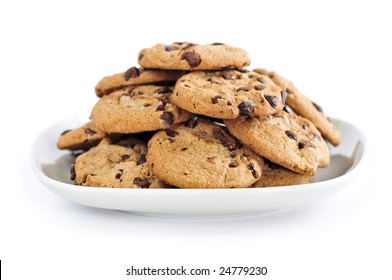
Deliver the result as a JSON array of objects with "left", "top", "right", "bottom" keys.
[
  {"left": 138, "top": 42, "right": 250, "bottom": 70},
  {"left": 172, "top": 70, "right": 285, "bottom": 119},
  {"left": 253, "top": 68, "right": 341, "bottom": 146},
  {"left": 146, "top": 117, "right": 264, "bottom": 189},
  {"left": 95, "top": 67, "right": 185, "bottom": 97},
  {"left": 225, "top": 111, "right": 330, "bottom": 175}
]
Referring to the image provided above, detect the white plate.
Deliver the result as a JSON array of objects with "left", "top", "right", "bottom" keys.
[{"left": 31, "top": 116, "right": 366, "bottom": 218}]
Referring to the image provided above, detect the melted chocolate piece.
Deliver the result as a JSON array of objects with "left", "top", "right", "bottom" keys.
[
  {"left": 264, "top": 95, "right": 279, "bottom": 108},
  {"left": 238, "top": 101, "right": 254, "bottom": 117},
  {"left": 133, "top": 178, "right": 150, "bottom": 188},
  {"left": 181, "top": 52, "right": 201, "bottom": 68},
  {"left": 160, "top": 112, "right": 174, "bottom": 125},
  {"left": 124, "top": 67, "right": 140, "bottom": 81}
]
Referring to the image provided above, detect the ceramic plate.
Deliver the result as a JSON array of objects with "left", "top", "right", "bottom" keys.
[{"left": 31, "top": 116, "right": 366, "bottom": 218}]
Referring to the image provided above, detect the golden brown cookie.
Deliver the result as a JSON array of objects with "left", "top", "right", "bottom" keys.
[
  {"left": 253, "top": 68, "right": 341, "bottom": 146},
  {"left": 57, "top": 122, "right": 106, "bottom": 151},
  {"left": 172, "top": 70, "right": 284, "bottom": 119},
  {"left": 95, "top": 67, "right": 185, "bottom": 97},
  {"left": 253, "top": 159, "right": 313, "bottom": 187},
  {"left": 138, "top": 42, "right": 250, "bottom": 70},
  {"left": 72, "top": 137, "right": 164, "bottom": 188},
  {"left": 146, "top": 118, "right": 264, "bottom": 188},
  {"left": 91, "top": 85, "right": 193, "bottom": 133},
  {"left": 225, "top": 111, "right": 330, "bottom": 175}
]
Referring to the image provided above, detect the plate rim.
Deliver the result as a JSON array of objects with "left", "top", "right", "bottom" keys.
[{"left": 30, "top": 116, "right": 367, "bottom": 217}]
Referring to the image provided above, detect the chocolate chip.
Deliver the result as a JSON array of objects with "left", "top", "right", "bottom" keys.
[
  {"left": 265, "top": 95, "right": 279, "bottom": 108},
  {"left": 285, "top": 130, "right": 298, "bottom": 141},
  {"left": 181, "top": 52, "right": 201, "bottom": 68},
  {"left": 229, "top": 161, "right": 239, "bottom": 168},
  {"left": 125, "top": 88, "right": 143, "bottom": 98},
  {"left": 165, "top": 129, "right": 178, "bottom": 138},
  {"left": 213, "top": 127, "right": 237, "bottom": 151},
  {"left": 121, "top": 154, "right": 130, "bottom": 161},
  {"left": 238, "top": 101, "right": 254, "bottom": 117},
  {"left": 207, "top": 78, "right": 221, "bottom": 85},
  {"left": 143, "top": 103, "right": 152, "bottom": 107},
  {"left": 181, "top": 147, "right": 188, "bottom": 151},
  {"left": 236, "top": 87, "right": 249, "bottom": 92},
  {"left": 264, "top": 158, "right": 280, "bottom": 170},
  {"left": 212, "top": 42, "right": 224, "bottom": 45},
  {"left": 115, "top": 172, "right": 122, "bottom": 179},
  {"left": 298, "top": 141, "right": 315, "bottom": 149},
  {"left": 160, "top": 112, "right": 174, "bottom": 125},
  {"left": 156, "top": 104, "right": 165, "bottom": 111},
  {"left": 222, "top": 71, "right": 238, "bottom": 80},
  {"left": 165, "top": 45, "right": 173, "bottom": 51},
  {"left": 154, "top": 86, "right": 172, "bottom": 94},
  {"left": 302, "top": 123, "right": 308, "bottom": 130},
  {"left": 247, "top": 163, "right": 259, "bottom": 178},
  {"left": 82, "top": 174, "right": 88, "bottom": 184},
  {"left": 115, "top": 138, "right": 141, "bottom": 149},
  {"left": 211, "top": 95, "right": 222, "bottom": 104},
  {"left": 70, "top": 164, "right": 76, "bottom": 181},
  {"left": 206, "top": 156, "right": 216, "bottom": 163},
  {"left": 133, "top": 177, "right": 150, "bottom": 188},
  {"left": 157, "top": 97, "right": 168, "bottom": 105},
  {"left": 125, "top": 87, "right": 135, "bottom": 95},
  {"left": 254, "top": 84, "right": 265, "bottom": 91},
  {"left": 312, "top": 101, "right": 323, "bottom": 112},
  {"left": 182, "top": 43, "right": 197, "bottom": 50},
  {"left": 137, "top": 155, "right": 146, "bottom": 165},
  {"left": 61, "top": 129, "right": 71, "bottom": 136},
  {"left": 185, "top": 117, "right": 198, "bottom": 128},
  {"left": 281, "top": 90, "right": 287, "bottom": 106},
  {"left": 124, "top": 67, "right": 140, "bottom": 81},
  {"left": 84, "top": 128, "right": 96, "bottom": 136},
  {"left": 256, "top": 77, "right": 266, "bottom": 84}
]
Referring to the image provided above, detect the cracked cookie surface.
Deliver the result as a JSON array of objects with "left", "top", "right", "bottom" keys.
[
  {"left": 225, "top": 111, "right": 330, "bottom": 175},
  {"left": 72, "top": 137, "right": 164, "bottom": 188},
  {"left": 95, "top": 67, "right": 185, "bottom": 97},
  {"left": 91, "top": 85, "right": 193, "bottom": 133},
  {"left": 146, "top": 118, "right": 264, "bottom": 188},
  {"left": 138, "top": 42, "right": 250, "bottom": 70},
  {"left": 172, "top": 70, "right": 284, "bottom": 119},
  {"left": 57, "top": 122, "right": 106, "bottom": 151}
]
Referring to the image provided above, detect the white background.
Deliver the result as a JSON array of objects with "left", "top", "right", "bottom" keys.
[{"left": 0, "top": 0, "right": 390, "bottom": 279}]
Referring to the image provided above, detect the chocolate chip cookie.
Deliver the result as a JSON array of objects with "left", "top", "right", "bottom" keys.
[
  {"left": 72, "top": 137, "right": 164, "bottom": 188},
  {"left": 172, "top": 70, "right": 284, "bottom": 119},
  {"left": 91, "top": 85, "right": 193, "bottom": 133},
  {"left": 146, "top": 117, "right": 264, "bottom": 188},
  {"left": 57, "top": 122, "right": 106, "bottom": 150},
  {"left": 253, "top": 68, "right": 341, "bottom": 146},
  {"left": 225, "top": 111, "right": 330, "bottom": 175},
  {"left": 253, "top": 159, "right": 313, "bottom": 187},
  {"left": 138, "top": 42, "right": 250, "bottom": 70},
  {"left": 95, "top": 67, "right": 185, "bottom": 97}
]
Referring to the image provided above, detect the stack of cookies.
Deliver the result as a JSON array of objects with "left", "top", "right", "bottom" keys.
[{"left": 57, "top": 42, "right": 341, "bottom": 189}]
